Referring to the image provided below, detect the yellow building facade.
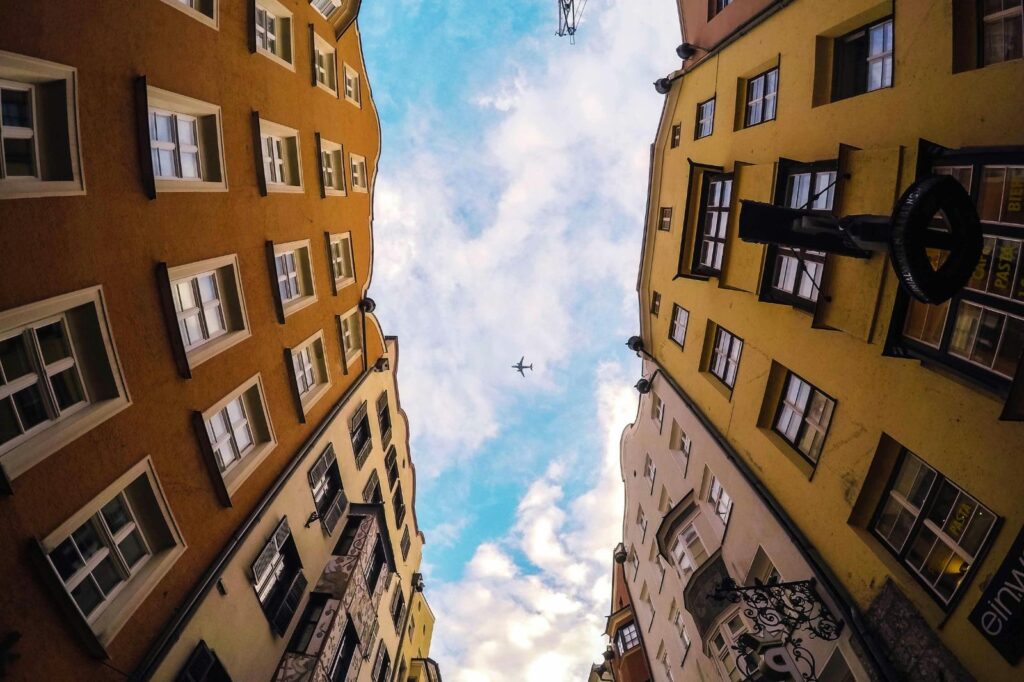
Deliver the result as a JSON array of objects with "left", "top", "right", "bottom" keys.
[{"left": 636, "top": 0, "right": 1024, "bottom": 679}]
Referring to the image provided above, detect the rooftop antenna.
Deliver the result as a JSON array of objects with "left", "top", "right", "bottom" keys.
[{"left": 556, "top": 0, "right": 589, "bottom": 44}]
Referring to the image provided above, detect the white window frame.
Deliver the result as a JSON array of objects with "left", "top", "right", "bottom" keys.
[
  {"left": 650, "top": 392, "right": 665, "bottom": 432},
  {"left": 273, "top": 240, "right": 317, "bottom": 316},
  {"left": 773, "top": 371, "right": 835, "bottom": 463},
  {"left": 202, "top": 374, "right": 277, "bottom": 498},
  {"left": 259, "top": 118, "right": 303, "bottom": 191},
  {"left": 343, "top": 63, "right": 362, "bottom": 106},
  {"left": 167, "top": 254, "right": 250, "bottom": 370},
  {"left": 290, "top": 329, "right": 331, "bottom": 414},
  {"left": 38, "top": 456, "right": 186, "bottom": 651},
  {"left": 744, "top": 67, "right": 778, "bottom": 127},
  {"left": 255, "top": 0, "right": 294, "bottom": 70},
  {"left": 311, "top": 0, "right": 343, "bottom": 19},
  {"left": 158, "top": 0, "right": 219, "bottom": 29},
  {"left": 320, "top": 137, "right": 346, "bottom": 195},
  {"left": 669, "top": 304, "right": 689, "bottom": 347},
  {"left": 706, "top": 473, "right": 733, "bottom": 525},
  {"left": 0, "top": 287, "right": 130, "bottom": 483},
  {"left": 328, "top": 232, "right": 356, "bottom": 291},
  {"left": 338, "top": 307, "right": 363, "bottom": 366},
  {"left": 710, "top": 612, "right": 748, "bottom": 682},
  {"left": 146, "top": 86, "right": 228, "bottom": 193},
  {"left": 643, "top": 453, "right": 656, "bottom": 485},
  {"left": 312, "top": 32, "right": 338, "bottom": 95},
  {"left": 696, "top": 97, "right": 715, "bottom": 139},
  {"left": 709, "top": 325, "right": 742, "bottom": 389},
  {"left": 670, "top": 522, "right": 708, "bottom": 581},
  {"left": 349, "top": 152, "right": 368, "bottom": 192},
  {"left": 866, "top": 19, "right": 894, "bottom": 92},
  {"left": 0, "top": 50, "right": 85, "bottom": 199}
]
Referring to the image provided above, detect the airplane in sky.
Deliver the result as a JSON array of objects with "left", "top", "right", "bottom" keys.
[{"left": 511, "top": 356, "right": 533, "bottom": 377}]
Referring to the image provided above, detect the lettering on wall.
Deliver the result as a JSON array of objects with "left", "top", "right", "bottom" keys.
[{"left": 968, "top": 525, "right": 1024, "bottom": 665}]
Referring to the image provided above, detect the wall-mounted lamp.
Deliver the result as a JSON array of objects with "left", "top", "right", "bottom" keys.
[
  {"left": 373, "top": 357, "right": 390, "bottom": 373},
  {"left": 360, "top": 297, "right": 376, "bottom": 313},
  {"left": 654, "top": 77, "right": 673, "bottom": 94},
  {"left": 676, "top": 42, "right": 710, "bottom": 60},
  {"left": 613, "top": 542, "right": 627, "bottom": 564},
  {"left": 304, "top": 510, "right": 320, "bottom": 529}
]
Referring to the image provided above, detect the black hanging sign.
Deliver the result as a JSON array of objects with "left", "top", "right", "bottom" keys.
[{"left": 969, "top": 525, "right": 1024, "bottom": 665}]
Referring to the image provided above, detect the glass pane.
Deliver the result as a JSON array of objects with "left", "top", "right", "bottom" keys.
[
  {"left": 180, "top": 151, "right": 199, "bottom": 179},
  {"left": 50, "top": 538, "right": 84, "bottom": 581},
  {"left": 204, "top": 305, "right": 225, "bottom": 336},
  {"left": 1005, "top": 168, "right": 1024, "bottom": 225},
  {"left": 50, "top": 367, "right": 84, "bottom": 411},
  {"left": 152, "top": 113, "right": 174, "bottom": 142},
  {"left": 967, "top": 238, "right": 995, "bottom": 291},
  {"left": 960, "top": 506, "right": 996, "bottom": 557},
  {"left": 118, "top": 530, "right": 147, "bottom": 568},
  {"left": 0, "top": 335, "right": 33, "bottom": 380},
  {"left": 197, "top": 274, "right": 218, "bottom": 302},
  {"left": 3, "top": 138, "right": 35, "bottom": 176},
  {"left": 71, "top": 522, "right": 104, "bottom": 561},
  {"left": 92, "top": 555, "right": 123, "bottom": 594},
  {"left": 155, "top": 149, "right": 177, "bottom": 178},
  {"left": 926, "top": 482, "right": 961, "bottom": 530},
  {"left": 183, "top": 314, "right": 204, "bottom": 345},
  {"left": 70, "top": 576, "right": 104, "bottom": 616},
  {"left": 990, "top": 239, "right": 1020, "bottom": 297},
  {"left": 906, "top": 525, "right": 939, "bottom": 572},
  {"left": 994, "top": 316, "right": 1024, "bottom": 377},
  {"left": 226, "top": 397, "right": 245, "bottom": 423},
  {"left": 101, "top": 496, "right": 131, "bottom": 535},
  {"left": 177, "top": 118, "right": 197, "bottom": 145},
  {"left": 970, "top": 309, "right": 1005, "bottom": 367},
  {"left": 209, "top": 411, "right": 229, "bottom": 439},
  {"left": 949, "top": 303, "right": 982, "bottom": 358},
  {"left": 869, "top": 24, "right": 884, "bottom": 56},
  {"left": 978, "top": 167, "right": 1006, "bottom": 222},
  {"left": 36, "top": 321, "right": 72, "bottom": 365},
  {"left": 174, "top": 280, "right": 196, "bottom": 311},
  {"left": 1, "top": 88, "right": 32, "bottom": 127},
  {"left": 0, "top": 398, "right": 21, "bottom": 443},
  {"left": 13, "top": 384, "right": 47, "bottom": 430}
]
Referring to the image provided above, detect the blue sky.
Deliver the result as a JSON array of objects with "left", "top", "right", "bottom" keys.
[{"left": 361, "top": 1, "right": 679, "bottom": 678}]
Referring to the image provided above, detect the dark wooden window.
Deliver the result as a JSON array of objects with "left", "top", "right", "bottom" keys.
[
  {"left": 670, "top": 123, "right": 682, "bottom": 148},
  {"left": 871, "top": 448, "right": 998, "bottom": 608},
  {"left": 384, "top": 446, "right": 399, "bottom": 488},
  {"left": 329, "top": 620, "right": 360, "bottom": 682},
  {"left": 308, "top": 445, "right": 345, "bottom": 534},
  {"left": 350, "top": 401, "right": 372, "bottom": 468},
  {"left": 251, "top": 518, "right": 306, "bottom": 636},
  {"left": 176, "top": 640, "right": 232, "bottom": 682},
  {"left": 896, "top": 154, "right": 1024, "bottom": 392},
  {"left": 365, "top": 535, "right": 387, "bottom": 593},
  {"left": 376, "top": 392, "right": 392, "bottom": 448},
  {"left": 651, "top": 292, "right": 661, "bottom": 316},
  {"left": 615, "top": 621, "right": 640, "bottom": 654},
  {"left": 401, "top": 527, "right": 411, "bottom": 560},
  {"left": 390, "top": 587, "right": 406, "bottom": 627},
  {"left": 772, "top": 371, "right": 836, "bottom": 464},
  {"left": 372, "top": 643, "right": 392, "bottom": 682},
  {"left": 832, "top": 18, "right": 893, "bottom": 100},
  {"left": 333, "top": 515, "right": 363, "bottom": 556},
  {"left": 658, "top": 206, "right": 673, "bottom": 231},
  {"left": 694, "top": 173, "right": 732, "bottom": 274},
  {"left": 363, "top": 470, "right": 382, "bottom": 503},
  {"left": 709, "top": 0, "right": 733, "bottom": 19},
  {"left": 709, "top": 325, "right": 742, "bottom": 389},
  {"left": 695, "top": 97, "right": 715, "bottom": 139},
  {"left": 393, "top": 484, "right": 406, "bottom": 527},
  {"left": 287, "top": 592, "right": 330, "bottom": 654},
  {"left": 744, "top": 68, "right": 778, "bottom": 127}
]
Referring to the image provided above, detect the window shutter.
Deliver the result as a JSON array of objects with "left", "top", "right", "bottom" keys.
[
  {"left": 271, "top": 571, "right": 308, "bottom": 636},
  {"left": 314, "top": 132, "right": 326, "bottom": 198},
  {"left": 308, "top": 444, "right": 335, "bottom": 488},
  {"left": 322, "top": 493, "right": 345, "bottom": 534},
  {"left": 176, "top": 640, "right": 217, "bottom": 682},
  {"left": 133, "top": 76, "right": 156, "bottom": 200},
  {"left": 350, "top": 401, "right": 368, "bottom": 431},
  {"left": 362, "top": 620, "right": 378, "bottom": 659}
]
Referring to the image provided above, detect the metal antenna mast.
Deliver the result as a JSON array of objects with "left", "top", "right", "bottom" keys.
[{"left": 556, "top": 0, "right": 588, "bottom": 44}]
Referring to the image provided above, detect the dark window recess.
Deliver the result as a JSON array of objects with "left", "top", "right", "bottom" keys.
[
  {"left": 615, "top": 621, "right": 640, "bottom": 655},
  {"left": 287, "top": 592, "right": 331, "bottom": 655},
  {"left": 334, "top": 515, "right": 364, "bottom": 557},
  {"left": 894, "top": 155, "right": 1024, "bottom": 395},
  {"left": 176, "top": 640, "right": 232, "bottom": 682},
  {"left": 350, "top": 401, "right": 373, "bottom": 467},
  {"left": 709, "top": 325, "right": 743, "bottom": 389},
  {"left": 329, "top": 619, "right": 360, "bottom": 682},
  {"left": 393, "top": 485, "right": 407, "bottom": 528},
  {"left": 372, "top": 645, "right": 392, "bottom": 682},
  {"left": 251, "top": 518, "right": 306, "bottom": 636},
  {"left": 670, "top": 123, "right": 682, "bottom": 148},
  {"left": 365, "top": 536, "right": 387, "bottom": 593},
  {"left": 363, "top": 471, "right": 382, "bottom": 503},
  {"left": 833, "top": 18, "right": 893, "bottom": 100},
  {"left": 871, "top": 448, "right": 998, "bottom": 608},
  {"left": 772, "top": 371, "right": 836, "bottom": 465},
  {"left": 376, "top": 392, "right": 392, "bottom": 448},
  {"left": 384, "top": 446, "right": 400, "bottom": 489},
  {"left": 694, "top": 174, "right": 732, "bottom": 275},
  {"left": 982, "top": 0, "right": 1023, "bottom": 66},
  {"left": 309, "top": 445, "right": 346, "bottom": 534},
  {"left": 390, "top": 588, "right": 406, "bottom": 627},
  {"left": 710, "top": 0, "right": 733, "bottom": 19},
  {"left": 401, "top": 527, "right": 411, "bottom": 560},
  {"left": 658, "top": 206, "right": 673, "bottom": 231},
  {"left": 651, "top": 292, "right": 662, "bottom": 316}
]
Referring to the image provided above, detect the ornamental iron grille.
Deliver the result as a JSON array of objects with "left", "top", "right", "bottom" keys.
[{"left": 710, "top": 576, "right": 844, "bottom": 682}]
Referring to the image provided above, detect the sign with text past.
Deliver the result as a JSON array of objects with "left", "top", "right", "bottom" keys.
[{"left": 969, "top": 525, "right": 1024, "bottom": 665}]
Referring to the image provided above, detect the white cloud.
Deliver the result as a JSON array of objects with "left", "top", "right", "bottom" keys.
[
  {"left": 371, "top": 0, "right": 677, "bottom": 477},
  {"left": 427, "top": 365, "right": 638, "bottom": 682}
]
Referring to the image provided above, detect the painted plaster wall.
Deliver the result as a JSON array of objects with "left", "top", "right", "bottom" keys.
[
  {"left": 639, "top": 1, "right": 1024, "bottom": 679},
  {"left": 0, "top": 0, "right": 384, "bottom": 678}
]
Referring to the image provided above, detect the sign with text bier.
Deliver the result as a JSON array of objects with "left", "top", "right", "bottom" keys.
[{"left": 968, "top": 525, "right": 1024, "bottom": 665}]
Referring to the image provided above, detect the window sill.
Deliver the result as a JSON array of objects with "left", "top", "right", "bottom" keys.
[
  {"left": 266, "top": 182, "right": 305, "bottom": 194},
  {"left": 316, "top": 82, "right": 339, "bottom": 97},
  {"left": 334, "top": 276, "right": 356, "bottom": 292},
  {"left": 344, "top": 95, "right": 362, "bottom": 108},
  {"left": 282, "top": 295, "right": 318, "bottom": 319},
  {"left": 155, "top": 178, "right": 228, "bottom": 193},
  {"left": 223, "top": 441, "right": 278, "bottom": 498},
  {"left": 1, "top": 396, "right": 132, "bottom": 483},
  {"left": 325, "top": 187, "right": 347, "bottom": 197},
  {"left": 300, "top": 382, "right": 332, "bottom": 416},
  {"left": 257, "top": 48, "right": 296, "bottom": 72},
  {"left": 351, "top": 185, "right": 368, "bottom": 194},
  {"left": 0, "top": 179, "right": 86, "bottom": 200},
  {"left": 157, "top": 0, "right": 218, "bottom": 28},
  {"left": 701, "top": 370, "right": 735, "bottom": 402},
  {"left": 186, "top": 329, "right": 252, "bottom": 371},
  {"left": 345, "top": 349, "right": 363, "bottom": 367}
]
